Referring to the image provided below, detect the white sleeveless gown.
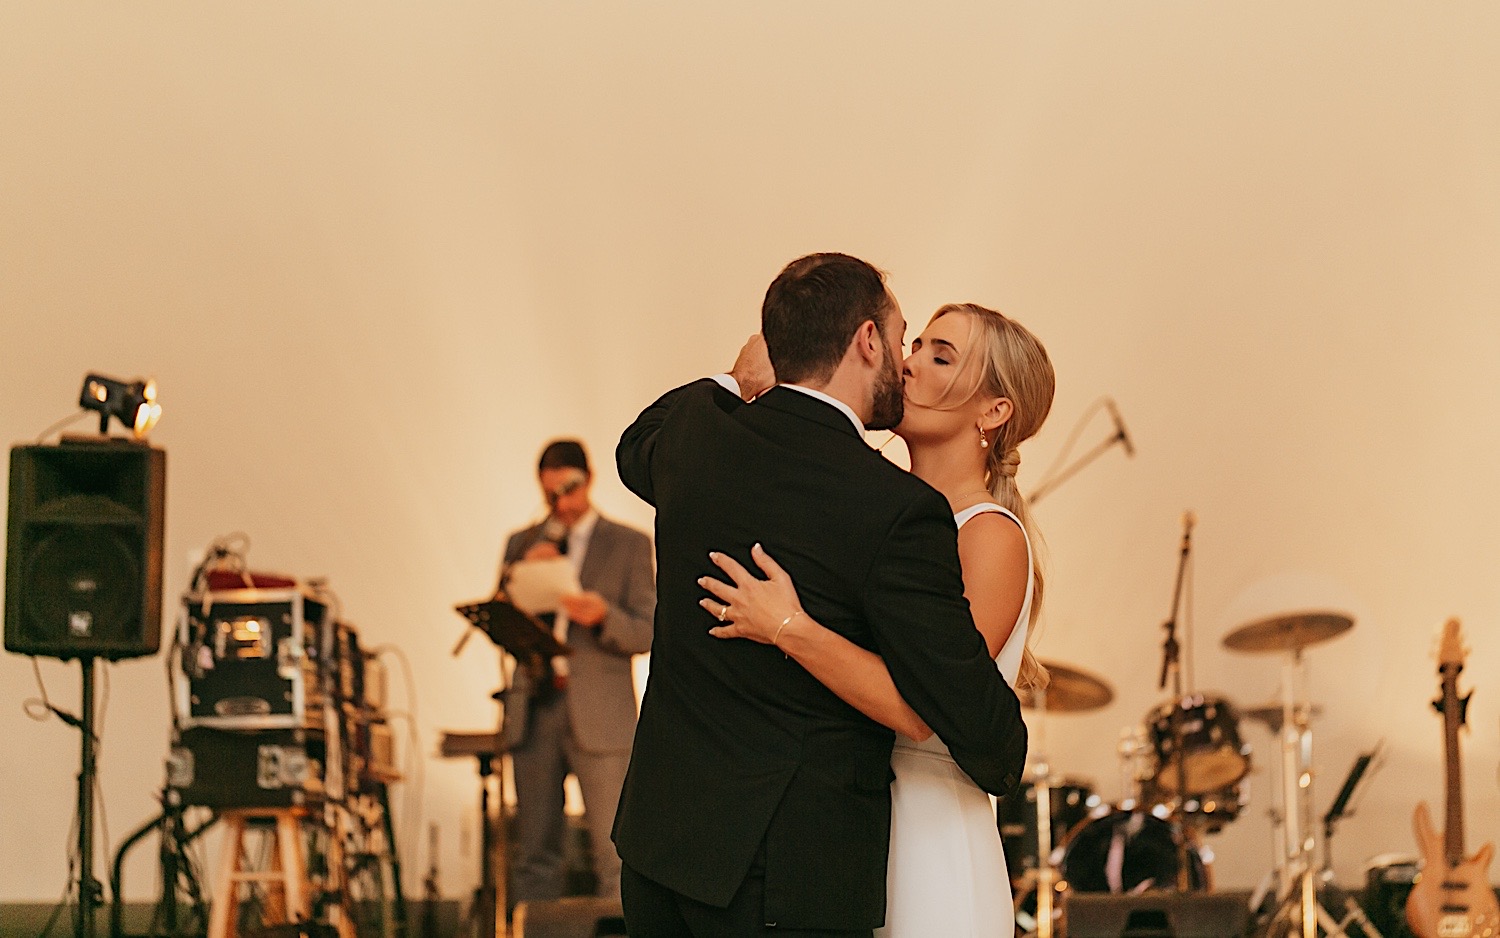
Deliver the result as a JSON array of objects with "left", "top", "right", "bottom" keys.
[{"left": 876, "top": 502, "right": 1033, "bottom": 938}]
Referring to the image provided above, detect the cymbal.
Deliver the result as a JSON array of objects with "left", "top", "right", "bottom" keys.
[
  {"left": 1242, "top": 702, "right": 1323, "bottom": 732},
  {"left": 1222, "top": 611, "right": 1354, "bottom": 654},
  {"left": 1018, "top": 661, "right": 1114, "bottom": 713}
]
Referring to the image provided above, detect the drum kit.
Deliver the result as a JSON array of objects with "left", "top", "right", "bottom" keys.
[{"left": 1001, "top": 609, "right": 1360, "bottom": 938}]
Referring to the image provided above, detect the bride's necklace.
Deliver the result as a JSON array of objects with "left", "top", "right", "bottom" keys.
[{"left": 949, "top": 488, "right": 993, "bottom": 509}]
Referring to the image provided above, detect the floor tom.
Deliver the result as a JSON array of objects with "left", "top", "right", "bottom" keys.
[{"left": 996, "top": 777, "right": 1100, "bottom": 877}]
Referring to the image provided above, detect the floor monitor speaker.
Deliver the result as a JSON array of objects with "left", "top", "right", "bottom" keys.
[
  {"left": 4, "top": 440, "right": 165, "bottom": 660},
  {"left": 513, "top": 897, "right": 626, "bottom": 938},
  {"left": 1066, "top": 890, "right": 1252, "bottom": 938}
]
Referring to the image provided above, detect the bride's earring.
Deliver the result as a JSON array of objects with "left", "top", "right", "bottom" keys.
[{"left": 978, "top": 424, "right": 989, "bottom": 449}]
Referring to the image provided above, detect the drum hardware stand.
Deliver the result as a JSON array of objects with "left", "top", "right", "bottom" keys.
[
  {"left": 1028, "top": 685, "right": 1060, "bottom": 938},
  {"left": 1156, "top": 511, "right": 1196, "bottom": 891},
  {"left": 1264, "top": 648, "right": 1348, "bottom": 938},
  {"left": 1293, "top": 745, "right": 1388, "bottom": 938},
  {"left": 1222, "top": 612, "right": 1356, "bottom": 938},
  {"left": 1012, "top": 661, "right": 1114, "bottom": 938}
]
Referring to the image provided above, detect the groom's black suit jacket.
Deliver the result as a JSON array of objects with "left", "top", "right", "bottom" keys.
[{"left": 613, "top": 380, "right": 1028, "bottom": 931}]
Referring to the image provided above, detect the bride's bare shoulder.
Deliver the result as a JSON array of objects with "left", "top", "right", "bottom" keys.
[{"left": 956, "top": 510, "right": 1027, "bottom": 565}]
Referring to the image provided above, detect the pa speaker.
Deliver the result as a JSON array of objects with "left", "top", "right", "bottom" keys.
[
  {"left": 1066, "top": 891, "right": 1252, "bottom": 938},
  {"left": 5, "top": 441, "right": 165, "bottom": 660},
  {"left": 513, "top": 897, "right": 626, "bottom": 938}
]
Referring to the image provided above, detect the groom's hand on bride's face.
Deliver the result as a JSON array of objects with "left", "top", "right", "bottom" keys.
[{"left": 729, "top": 334, "right": 775, "bottom": 401}]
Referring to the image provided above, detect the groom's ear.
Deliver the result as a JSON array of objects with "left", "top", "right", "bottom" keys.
[{"left": 851, "top": 319, "right": 883, "bottom": 366}]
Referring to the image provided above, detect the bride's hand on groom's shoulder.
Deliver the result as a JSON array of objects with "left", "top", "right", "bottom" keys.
[
  {"left": 698, "top": 544, "right": 802, "bottom": 645},
  {"left": 729, "top": 334, "right": 775, "bottom": 401}
]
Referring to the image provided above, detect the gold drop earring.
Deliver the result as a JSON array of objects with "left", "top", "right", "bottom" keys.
[{"left": 978, "top": 424, "right": 989, "bottom": 449}]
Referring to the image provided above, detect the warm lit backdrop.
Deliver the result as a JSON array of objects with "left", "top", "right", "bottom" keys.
[{"left": 2, "top": 1, "right": 1497, "bottom": 902}]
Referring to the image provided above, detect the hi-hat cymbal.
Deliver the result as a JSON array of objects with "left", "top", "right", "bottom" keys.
[
  {"left": 1242, "top": 702, "right": 1324, "bottom": 732},
  {"left": 1018, "top": 661, "right": 1114, "bottom": 713},
  {"left": 1222, "top": 611, "right": 1354, "bottom": 654}
]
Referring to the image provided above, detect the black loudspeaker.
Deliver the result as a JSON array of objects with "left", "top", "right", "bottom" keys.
[
  {"left": 1066, "top": 891, "right": 1252, "bottom": 938},
  {"left": 4, "top": 441, "right": 165, "bottom": 660},
  {"left": 513, "top": 897, "right": 626, "bottom": 938}
]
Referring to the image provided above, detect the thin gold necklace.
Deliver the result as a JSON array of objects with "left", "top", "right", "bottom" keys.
[{"left": 951, "top": 488, "right": 993, "bottom": 506}]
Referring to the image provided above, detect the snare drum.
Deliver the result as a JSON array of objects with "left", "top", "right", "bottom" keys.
[
  {"left": 1060, "top": 809, "right": 1208, "bottom": 894},
  {"left": 1147, "top": 693, "right": 1250, "bottom": 794}
]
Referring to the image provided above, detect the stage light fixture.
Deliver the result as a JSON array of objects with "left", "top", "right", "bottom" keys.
[{"left": 78, "top": 373, "right": 161, "bottom": 438}]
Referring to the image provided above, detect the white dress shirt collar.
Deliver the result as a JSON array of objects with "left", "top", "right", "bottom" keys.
[
  {"left": 566, "top": 508, "right": 600, "bottom": 565},
  {"left": 709, "top": 373, "right": 867, "bottom": 441},
  {"left": 780, "top": 384, "right": 867, "bottom": 440}
]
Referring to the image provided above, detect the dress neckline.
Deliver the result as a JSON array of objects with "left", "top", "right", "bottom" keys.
[{"left": 953, "top": 501, "right": 1013, "bottom": 529}]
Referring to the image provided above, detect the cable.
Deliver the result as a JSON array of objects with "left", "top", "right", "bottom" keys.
[
  {"left": 382, "top": 710, "right": 424, "bottom": 860},
  {"left": 372, "top": 643, "right": 425, "bottom": 863},
  {"left": 38, "top": 797, "right": 82, "bottom": 938},
  {"left": 23, "top": 657, "right": 56, "bottom": 722},
  {"left": 34, "top": 409, "right": 91, "bottom": 443},
  {"left": 165, "top": 609, "right": 184, "bottom": 738}
]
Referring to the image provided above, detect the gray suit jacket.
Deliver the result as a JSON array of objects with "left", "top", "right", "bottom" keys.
[{"left": 501, "top": 514, "right": 655, "bottom": 753}]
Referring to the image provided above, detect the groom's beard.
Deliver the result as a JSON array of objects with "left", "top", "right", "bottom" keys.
[{"left": 865, "top": 342, "right": 905, "bottom": 431}]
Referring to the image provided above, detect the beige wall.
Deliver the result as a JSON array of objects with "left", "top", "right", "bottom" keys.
[{"left": 2, "top": 1, "right": 1497, "bottom": 900}]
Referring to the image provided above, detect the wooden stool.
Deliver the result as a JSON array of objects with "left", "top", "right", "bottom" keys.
[{"left": 209, "top": 807, "right": 310, "bottom": 938}]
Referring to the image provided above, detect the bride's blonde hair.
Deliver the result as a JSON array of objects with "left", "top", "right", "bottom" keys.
[{"left": 926, "top": 303, "right": 1055, "bottom": 690}]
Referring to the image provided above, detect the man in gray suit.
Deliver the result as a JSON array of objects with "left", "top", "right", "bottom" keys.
[{"left": 499, "top": 439, "right": 655, "bottom": 903}]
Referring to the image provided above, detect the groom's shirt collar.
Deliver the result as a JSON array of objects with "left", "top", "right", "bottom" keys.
[
  {"left": 709, "top": 373, "right": 867, "bottom": 440},
  {"left": 781, "top": 384, "right": 866, "bottom": 439}
]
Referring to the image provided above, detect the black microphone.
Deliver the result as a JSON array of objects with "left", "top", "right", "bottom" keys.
[
  {"left": 539, "top": 515, "right": 568, "bottom": 548},
  {"left": 537, "top": 469, "right": 587, "bottom": 551},
  {"left": 1105, "top": 398, "right": 1135, "bottom": 457},
  {"left": 1180, "top": 509, "right": 1196, "bottom": 552}
]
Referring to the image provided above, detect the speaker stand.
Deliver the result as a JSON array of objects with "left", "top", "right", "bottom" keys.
[{"left": 75, "top": 655, "right": 102, "bottom": 938}]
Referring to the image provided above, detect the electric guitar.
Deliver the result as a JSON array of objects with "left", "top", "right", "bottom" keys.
[{"left": 1407, "top": 618, "right": 1498, "bottom": 938}]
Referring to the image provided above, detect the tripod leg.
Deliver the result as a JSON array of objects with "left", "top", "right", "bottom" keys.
[
  {"left": 1315, "top": 899, "right": 1351, "bottom": 938},
  {"left": 1342, "top": 896, "right": 1384, "bottom": 938}
]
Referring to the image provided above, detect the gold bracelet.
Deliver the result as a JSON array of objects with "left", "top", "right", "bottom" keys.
[{"left": 773, "top": 610, "right": 803, "bottom": 647}]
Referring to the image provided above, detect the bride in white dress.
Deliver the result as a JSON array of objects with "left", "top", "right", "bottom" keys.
[{"left": 702, "top": 303, "right": 1056, "bottom": 935}]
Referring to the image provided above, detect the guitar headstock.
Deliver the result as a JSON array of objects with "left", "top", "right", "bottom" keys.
[{"left": 1439, "top": 618, "right": 1467, "bottom": 669}]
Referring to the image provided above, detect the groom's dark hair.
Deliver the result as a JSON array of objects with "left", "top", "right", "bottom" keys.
[{"left": 761, "top": 253, "right": 893, "bottom": 385}]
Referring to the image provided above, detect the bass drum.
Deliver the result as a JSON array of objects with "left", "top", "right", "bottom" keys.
[{"left": 1060, "top": 809, "right": 1208, "bottom": 894}]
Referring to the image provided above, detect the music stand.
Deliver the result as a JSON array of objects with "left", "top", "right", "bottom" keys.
[
  {"left": 454, "top": 597, "right": 569, "bottom": 660},
  {"left": 449, "top": 597, "right": 568, "bottom": 938}
]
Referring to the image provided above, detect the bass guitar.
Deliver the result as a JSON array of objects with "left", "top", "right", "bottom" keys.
[{"left": 1406, "top": 618, "right": 1498, "bottom": 938}]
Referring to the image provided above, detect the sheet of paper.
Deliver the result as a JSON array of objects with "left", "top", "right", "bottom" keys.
[{"left": 505, "top": 557, "right": 581, "bottom": 616}]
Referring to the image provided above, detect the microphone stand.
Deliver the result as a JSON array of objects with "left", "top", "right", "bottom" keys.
[
  {"left": 1027, "top": 426, "right": 1130, "bottom": 505},
  {"left": 1158, "top": 512, "right": 1195, "bottom": 891}
]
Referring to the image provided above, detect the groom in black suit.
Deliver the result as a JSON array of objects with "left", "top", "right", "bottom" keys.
[{"left": 613, "top": 253, "right": 1028, "bottom": 936}]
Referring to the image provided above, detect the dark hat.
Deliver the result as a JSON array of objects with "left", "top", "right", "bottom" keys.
[{"left": 538, "top": 439, "right": 590, "bottom": 476}]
